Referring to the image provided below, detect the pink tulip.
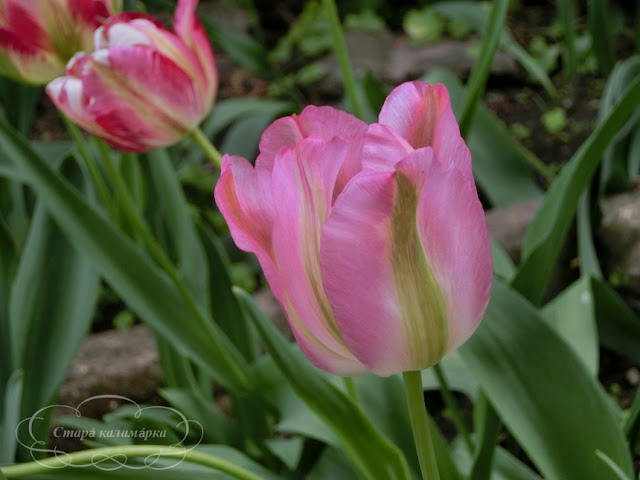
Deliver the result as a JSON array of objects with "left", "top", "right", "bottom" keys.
[
  {"left": 0, "top": 0, "right": 120, "bottom": 85},
  {"left": 46, "top": 0, "right": 216, "bottom": 152},
  {"left": 216, "top": 81, "right": 493, "bottom": 376}
]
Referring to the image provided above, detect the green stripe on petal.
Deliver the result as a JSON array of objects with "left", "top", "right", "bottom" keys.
[{"left": 390, "top": 173, "right": 448, "bottom": 368}]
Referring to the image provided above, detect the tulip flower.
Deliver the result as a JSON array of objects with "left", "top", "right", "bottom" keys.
[
  {"left": 216, "top": 81, "right": 493, "bottom": 377},
  {"left": 46, "top": 0, "right": 217, "bottom": 152},
  {"left": 0, "top": 0, "right": 120, "bottom": 85}
]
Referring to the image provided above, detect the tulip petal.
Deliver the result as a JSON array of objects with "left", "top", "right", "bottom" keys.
[
  {"left": 214, "top": 154, "right": 281, "bottom": 299},
  {"left": 47, "top": 75, "right": 142, "bottom": 151},
  {"left": 362, "top": 123, "right": 413, "bottom": 172},
  {"left": 271, "top": 136, "right": 366, "bottom": 375},
  {"left": 173, "top": 0, "right": 216, "bottom": 105},
  {"left": 68, "top": 45, "right": 203, "bottom": 150},
  {"left": 257, "top": 105, "right": 367, "bottom": 195},
  {"left": 408, "top": 156, "right": 493, "bottom": 352},
  {"left": 379, "top": 81, "right": 471, "bottom": 177},
  {"left": 321, "top": 147, "right": 491, "bottom": 375}
]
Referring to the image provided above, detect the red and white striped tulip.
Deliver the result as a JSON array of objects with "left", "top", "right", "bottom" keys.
[
  {"left": 0, "top": 0, "right": 120, "bottom": 85},
  {"left": 216, "top": 81, "right": 493, "bottom": 376},
  {"left": 46, "top": 0, "right": 216, "bottom": 152}
]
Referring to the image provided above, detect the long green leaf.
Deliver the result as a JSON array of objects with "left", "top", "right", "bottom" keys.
[
  {"left": 458, "top": 0, "right": 509, "bottom": 137},
  {"left": 468, "top": 392, "right": 501, "bottom": 480},
  {"left": 460, "top": 280, "right": 633, "bottom": 479},
  {"left": 198, "top": 224, "right": 256, "bottom": 362},
  {"left": 0, "top": 206, "right": 16, "bottom": 393},
  {"left": 10, "top": 203, "right": 99, "bottom": 414},
  {"left": 556, "top": 0, "right": 577, "bottom": 80},
  {"left": 145, "top": 150, "right": 210, "bottom": 312},
  {"left": 512, "top": 74, "right": 640, "bottom": 304},
  {"left": 591, "top": 277, "right": 640, "bottom": 365},
  {"left": 541, "top": 276, "right": 599, "bottom": 376},
  {"left": 234, "top": 288, "right": 410, "bottom": 480},
  {"left": 587, "top": 0, "right": 615, "bottom": 74},
  {"left": 0, "top": 370, "right": 22, "bottom": 465},
  {"left": 0, "top": 121, "right": 250, "bottom": 393}
]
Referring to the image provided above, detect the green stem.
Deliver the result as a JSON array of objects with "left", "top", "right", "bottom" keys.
[
  {"left": 61, "top": 116, "right": 113, "bottom": 214},
  {"left": 322, "top": 0, "right": 364, "bottom": 120},
  {"left": 0, "top": 445, "right": 263, "bottom": 480},
  {"left": 343, "top": 376, "right": 360, "bottom": 405},
  {"left": 433, "top": 364, "right": 473, "bottom": 453},
  {"left": 403, "top": 371, "right": 440, "bottom": 480},
  {"left": 95, "top": 140, "right": 210, "bottom": 334},
  {"left": 189, "top": 128, "right": 222, "bottom": 169}
]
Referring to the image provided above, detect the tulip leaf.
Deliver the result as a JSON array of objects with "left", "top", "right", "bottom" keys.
[
  {"left": 0, "top": 370, "right": 22, "bottom": 465},
  {"left": 145, "top": 150, "right": 210, "bottom": 312},
  {"left": 197, "top": 224, "right": 257, "bottom": 362},
  {"left": 423, "top": 68, "right": 543, "bottom": 208},
  {"left": 587, "top": 0, "right": 615, "bottom": 75},
  {"left": 0, "top": 208, "right": 16, "bottom": 395},
  {"left": 460, "top": 279, "right": 633, "bottom": 480},
  {"left": 202, "top": 18, "right": 274, "bottom": 77},
  {"left": 6, "top": 159, "right": 99, "bottom": 455},
  {"left": 451, "top": 441, "right": 542, "bottom": 480},
  {"left": 234, "top": 287, "right": 410, "bottom": 480},
  {"left": 10, "top": 202, "right": 100, "bottom": 415},
  {"left": 591, "top": 277, "right": 640, "bottom": 365},
  {"left": 541, "top": 276, "right": 599, "bottom": 376},
  {"left": 513, "top": 74, "right": 640, "bottom": 304},
  {"left": 306, "top": 447, "right": 358, "bottom": 480},
  {"left": 221, "top": 113, "right": 283, "bottom": 160},
  {"left": 0, "top": 120, "right": 250, "bottom": 393}
]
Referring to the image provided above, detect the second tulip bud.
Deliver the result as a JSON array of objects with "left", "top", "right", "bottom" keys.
[{"left": 46, "top": 0, "right": 217, "bottom": 152}]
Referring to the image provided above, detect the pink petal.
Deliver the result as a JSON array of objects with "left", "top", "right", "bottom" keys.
[
  {"left": 362, "top": 123, "right": 413, "bottom": 172},
  {"left": 97, "top": 16, "right": 204, "bottom": 91},
  {"left": 47, "top": 75, "right": 155, "bottom": 151},
  {"left": 257, "top": 105, "right": 367, "bottom": 196},
  {"left": 321, "top": 147, "right": 491, "bottom": 376},
  {"left": 270, "top": 136, "right": 366, "bottom": 375},
  {"left": 409, "top": 155, "right": 493, "bottom": 352},
  {"left": 214, "top": 155, "right": 281, "bottom": 298},
  {"left": 173, "top": 0, "right": 216, "bottom": 106},
  {"left": 379, "top": 81, "right": 471, "bottom": 178},
  {"left": 84, "top": 45, "right": 204, "bottom": 144},
  {"left": 66, "top": 0, "right": 116, "bottom": 27}
]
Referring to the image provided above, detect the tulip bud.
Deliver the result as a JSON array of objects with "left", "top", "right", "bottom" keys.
[
  {"left": 46, "top": 0, "right": 216, "bottom": 152},
  {"left": 0, "top": 0, "right": 120, "bottom": 85},
  {"left": 215, "top": 81, "right": 493, "bottom": 376}
]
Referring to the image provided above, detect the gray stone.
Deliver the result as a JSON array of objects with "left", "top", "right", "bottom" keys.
[
  {"left": 58, "top": 325, "right": 163, "bottom": 419},
  {"left": 485, "top": 199, "right": 541, "bottom": 263},
  {"left": 600, "top": 188, "right": 640, "bottom": 293},
  {"left": 319, "top": 31, "right": 518, "bottom": 95}
]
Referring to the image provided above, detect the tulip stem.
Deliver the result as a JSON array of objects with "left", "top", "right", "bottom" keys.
[
  {"left": 322, "top": 0, "right": 364, "bottom": 120},
  {"left": 0, "top": 445, "right": 263, "bottom": 479},
  {"left": 403, "top": 371, "right": 441, "bottom": 480},
  {"left": 343, "top": 377, "right": 360, "bottom": 405},
  {"left": 189, "top": 128, "right": 222, "bottom": 169},
  {"left": 433, "top": 363, "right": 473, "bottom": 453},
  {"left": 61, "top": 115, "right": 113, "bottom": 214},
  {"left": 96, "top": 140, "right": 198, "bottom": 309}
]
